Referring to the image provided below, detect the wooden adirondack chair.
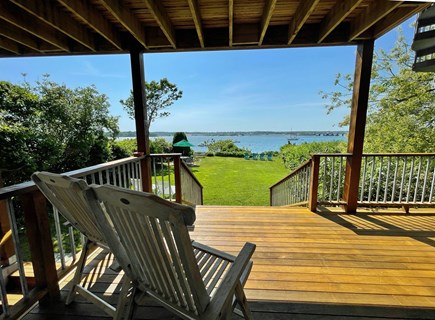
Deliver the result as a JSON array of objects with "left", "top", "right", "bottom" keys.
[
  {"left": 87, "top": 183, "right": 256, "bottom": 320},
  {"left": 31, "top": 172, "right": 130, "bottom": 319}
]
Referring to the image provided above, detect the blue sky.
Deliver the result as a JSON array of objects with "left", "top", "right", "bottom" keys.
[{"left": 0, "top": 20, "right": 416, "bottom": 132}]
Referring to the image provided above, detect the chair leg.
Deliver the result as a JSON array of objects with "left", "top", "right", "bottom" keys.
[
  {"left": 234, "top": 282, "right": 253, "bottom": 320},
  {"left": 113, "top": 276, "right": 134, "bottom": 320},
  {"left": 65, "top": 239, "right": 91, "bottom": 305}
]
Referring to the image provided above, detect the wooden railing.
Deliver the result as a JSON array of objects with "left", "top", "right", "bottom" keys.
[
  {"left": 270, "top": 153, "right": 435, "bottom": 211},
  {"left": 178, "top": 160, "right": 203, "bottom": 206},
  {"left": 150, "top": 154, "right": 203, "bottom": 206},
  {"left": 269, "top": 160, "right": 311, "bottom": 206},
  {"left": 0, "top": 154, "right": 203, "bottom": 317}
]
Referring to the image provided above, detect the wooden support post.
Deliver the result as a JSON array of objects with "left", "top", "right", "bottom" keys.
[
  {"left": 343, "top": 40, "right": 375, "bottom": 213},
  {"left": 20, "top": 190, "right": 60, "bottom": 304},
  {"left": 130, "top": 49, "right": 152, "bottom": 192},
  {"left": 173, "top": 154, "right": 182, "bottom": 204},
  {"left": 309, "top": 155, "right": 320, "bottom": 212}
]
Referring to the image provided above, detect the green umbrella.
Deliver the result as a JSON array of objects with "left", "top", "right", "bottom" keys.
[{"left": 173, "top": 139, "right": 194, "bottom": 147}]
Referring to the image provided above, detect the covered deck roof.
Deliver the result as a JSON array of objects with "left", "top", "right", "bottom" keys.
[
  {"left": 0, "top": 0, "right": 431, "bottom": 57},
  {"left": 23, "top": 205, "right": 435, "bottom": 319}
]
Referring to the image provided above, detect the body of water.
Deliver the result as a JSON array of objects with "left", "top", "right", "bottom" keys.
[{"left": 149, "top": 134, "right": 346, "bottom": 153}]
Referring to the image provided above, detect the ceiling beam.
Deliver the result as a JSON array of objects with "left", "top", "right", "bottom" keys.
[
  {"left": 11, "top": 0, "right": 96, "bottom": 51},
  {"left": 373, "top": 4, "right": 431, "bottom": 39},
  {"left": 98, "top": 0, "right": 147, "bottom": 49},
  {"left": 57, "top": 0, "right": 122, "bottom": 50},
  {"left": 288, "top": 0, "right": 320, "bottom": 45},
  {"left": 229, "top": 0, "right": 234, "bottom": 46},
  {"left": 350, "top": 1, "right": 402, "bottom": 41},
  {"left": 0, "top": 21, "right": 52, "bottom": 52},
  {"left": 0, "top": 2, "right": 69, "bottom": 51},
  {"left": 318, "top": 0, "right": 363, "bottom": 43},
  {"left": 0, "top": 36, "right": 20, "bottom": 54},
  {"left": 187, "top": 0, "right": 204, "bottom": 48},
  {"left": 144, "top": 0, "right": 176, "bottom": 48},
  {"left": 259, "top": 0, "right": 277, "bottom": 45}
]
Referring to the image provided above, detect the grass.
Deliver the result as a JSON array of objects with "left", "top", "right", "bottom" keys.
[{"left": 191, "top": 156, "right": 288, "bottom": 206}]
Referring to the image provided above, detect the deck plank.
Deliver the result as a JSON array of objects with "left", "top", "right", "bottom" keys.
[{"left": 21, "top": 206, "right": 435, "bottom": 319}]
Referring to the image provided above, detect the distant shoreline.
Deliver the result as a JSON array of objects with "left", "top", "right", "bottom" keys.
[{"left": 117, "top": 130, "right": 347, "bottom": 138}]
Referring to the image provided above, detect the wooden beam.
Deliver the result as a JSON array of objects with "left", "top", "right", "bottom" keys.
[
  {"left": 187, "top": 0, "right": 204, "bottom": 48},
  {"left": 318, "top": 0, "right": 363, "bottom": 43},
  {"left": 350, "top": 1, "right": 402, "bottom": 41},
  {"left": 0, "top": 21, "right": 55, "bottom": 52},
  {"left": 11, "top": 0, "right": 96, "bottom": 51},
  {"left": 0, "top": 2, "right": 69, "bottom": 51},
  {"left": 0, "top": 36, "right": 20, "bottom": 54},
  {"left": 144, "top": 0, "right": 176, "bottom": 48},
  {"left": 373, "top": 4, "right": 431, "bottom": 39},
  {"left": 343, "top": 40, "right": 374, "bottom": 214},
  {"left": 99, "top": 0, "right": 147, "bottom": 49},
  {"left": 57, "top": 0, "right": 123, "bottom": 50},
  {"left": 229, "top": 0, "right": 234, "bottom": 47},
  {"left": 130, "top": 49, "right": 152, "bottom": 192},
  {"left": 288, "top": 0, "right": 320, "bottom": 45},
  {"left": 259, "top": 0, "right": 277, "bottom": 45}
]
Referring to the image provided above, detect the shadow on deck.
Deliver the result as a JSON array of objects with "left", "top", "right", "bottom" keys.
[{"left": 22, "top": 206, "right": 435, "bottom": 319}]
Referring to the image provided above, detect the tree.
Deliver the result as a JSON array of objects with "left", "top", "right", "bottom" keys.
[
  {"left": 172, "top": 132, "right": 190, "bottom": 156},
  {"left": 120, "top": 78, "right": 182, "bottom": 131},
  {"left": 321, "top": 30, "right": 435, "bottom": 153},
  {"left": 0, "top": 76, "right": 119, "bottom": 186}
]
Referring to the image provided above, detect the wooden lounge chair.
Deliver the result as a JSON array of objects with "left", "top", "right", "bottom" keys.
[
  {"left": 87, "top": 183, "right": 256, "bottom": 320},
  {"left": 31, "top": 172, "right": 130, "bottom": 319}
]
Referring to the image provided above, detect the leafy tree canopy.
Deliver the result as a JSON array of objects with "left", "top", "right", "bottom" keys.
[
  {"left": 120, "top": 78, "right": 182, "bottom": 131},
  {"left": 0, "top": 76, "right": 119, "bottom": 186},
  {"left": 321, "top": 30, "right": 435, "bottom": 153}
]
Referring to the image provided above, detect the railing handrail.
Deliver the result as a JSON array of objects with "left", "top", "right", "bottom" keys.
[
  {"left": 269, "top": 159, "right": 311, "bottom": 189},
  {"left": 0, "top": 156, "right": 145, "bottom": 200}
]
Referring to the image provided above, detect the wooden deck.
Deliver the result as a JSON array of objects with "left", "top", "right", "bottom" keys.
[{"left": 22, "top": 206, "right": 435, "bottom": 319}]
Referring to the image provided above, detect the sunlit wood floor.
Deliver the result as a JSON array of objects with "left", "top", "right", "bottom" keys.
[{"left": 22, "top": 206, "right": 435, "bottom": 319}]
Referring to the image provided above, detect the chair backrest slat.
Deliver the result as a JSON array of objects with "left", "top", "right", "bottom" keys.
[
  {"left": 89, "top": 184, "right": 210, "bottom": 316},
  {"left": 32, "top": 172, "right": 105, "bottom": 244}
]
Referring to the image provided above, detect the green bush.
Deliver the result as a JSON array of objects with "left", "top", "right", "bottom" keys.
[
  {"left": 200, "top": 139, "right": 248, "bottom": 157},
  {"left": 280, "top": 141, "right": 346, "bottom": 170},
  {"left": 206, "top": 151, "right": 245, "bottom": 158}
]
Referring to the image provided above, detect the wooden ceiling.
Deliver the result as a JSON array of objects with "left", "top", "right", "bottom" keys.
[{"left": 0, "top": 0, "right": 430, "bottom": 57}]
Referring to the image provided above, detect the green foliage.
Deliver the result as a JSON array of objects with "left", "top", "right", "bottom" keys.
[
  {"left": 201, "top": 139, "right": 248, "bottom": 157},
  {"left": 279, "top": 141, "right": 346, "bottom": 170},
  {"left": 112, "top": 137, "right": 172, "bottom": 160},
  {"left": 0, "top": 76, "right": 119, "bottom": 186},
  {"left": 193, "top": 156, "right": 288, "bottom": 205},
  {"left": 120, "top": 78, "right": 182, "bottom": 131},
  {"left": 321, "top": 30, "right": 435, "bottom": 153}
]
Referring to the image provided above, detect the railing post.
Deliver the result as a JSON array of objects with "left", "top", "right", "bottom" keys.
[
  {"left": 20, "top": 190, "right": 60, "bottom": 304},
  {"left": 309, "top": 155, "right": 320, "bottom": 212},
  {"left": 173, "top": 155, "right": 182, "bottom": 204}
]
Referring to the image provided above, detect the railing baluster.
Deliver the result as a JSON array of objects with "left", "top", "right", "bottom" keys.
[
  {"left": 429, "top": 165, "right": 435, "bottom": 203},
  {"left": 53, "top": 207, "right": 66, "bottom": 270},
  {"left": 391, "top": 158, "right": 399, "bottom": 202},
  {"left": 329, "top": 156, "right": 334, "bottom": 202},
  {"left": 360, "top": 157, "right": 368, "bottom": 202},
  {"left": 336, "top": 156, "right": 343, "bottom": 202},
  {"left": 367, "top": 156, "right": 375, "bottom": 202},
  {"left": 375, "top": 156, "right": 383, "bottom": 203},
  {"left": 406, "top": 157, "right": 415, "bottom": 203},
  {"left": 421, "top": 158, "right": 431, "bottom": 203},
  {"left": 384, "top": 157, "right": 391, "bottom": 203},
  {"left": 399, "top": 157, "right": 408, "bottom": 203},
  {"left": 6, "top": 198, "right": 29, "bottom": 298},
  {"left": 413, "top": 157, "right": 423, "bottom": 203}
]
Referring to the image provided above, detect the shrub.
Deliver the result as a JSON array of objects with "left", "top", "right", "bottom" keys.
[{"left": 280, "top": 141, "right": 346, "bottom": 170}]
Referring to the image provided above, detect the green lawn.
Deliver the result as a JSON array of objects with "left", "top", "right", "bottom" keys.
[{"left": 191, "top": 156, "right": 288, "bottom": 206}]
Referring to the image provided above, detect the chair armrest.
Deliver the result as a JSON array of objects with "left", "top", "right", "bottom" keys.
[{"left": 202, "top": 242, "right": 256, "bottom": 320}]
